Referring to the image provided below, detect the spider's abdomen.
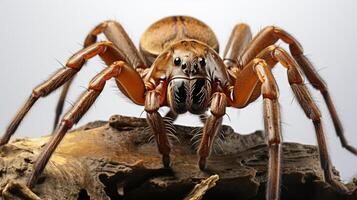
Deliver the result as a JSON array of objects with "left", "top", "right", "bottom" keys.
[{"left": 167, "top": 78, "right": 211, "bottom": 115}]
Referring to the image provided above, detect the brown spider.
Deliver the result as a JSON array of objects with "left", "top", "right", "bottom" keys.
[{"left": 0, "top": 16, "right": 355, "bottom": 200}]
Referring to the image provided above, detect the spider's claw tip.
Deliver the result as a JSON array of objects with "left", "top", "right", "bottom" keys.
[{"left": 162, "top": 155, "right": 171, "bottom": 168}]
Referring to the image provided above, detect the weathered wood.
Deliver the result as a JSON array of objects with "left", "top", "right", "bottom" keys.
[{"left": 0, "top": 115, "right": 356, "bottom": 200}]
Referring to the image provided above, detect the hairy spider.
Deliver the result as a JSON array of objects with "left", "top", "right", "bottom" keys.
[{"left": 1, "top": 16, "right": 355, "bottom": 200}]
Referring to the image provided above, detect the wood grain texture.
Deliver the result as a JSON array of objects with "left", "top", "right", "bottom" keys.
[{"left": 0, "top": 115, "right": 356, "bottom": 200}]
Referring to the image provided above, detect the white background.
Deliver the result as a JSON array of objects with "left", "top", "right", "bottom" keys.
[{"left": 0, "top": 0, "right": 356, "bottom": 181}]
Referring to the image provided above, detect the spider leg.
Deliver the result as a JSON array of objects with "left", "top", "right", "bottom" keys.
[
  {"left": 223, "top": 23, "right": 252, "bottom": 70},
  {"left": 0, "top": 41, "right": 127, "bottom": 146},
  {"left": 256, "top": 45, "right": 349, "bottom": 193},
  {"left": 27, "top": 61, "right": 146, "bottom": 188},
  {"left": 254, "top": 59, "right": 282, "bottom": 200},
  {"left": 230, "top": 59, "right": 283, "bottom": 200},
  {"left": 232, "top": 46, "right": 350, "bottom": 195},
  {"left": 53, "top": 76, "right": 75, "bottom": 131},
  {"left": 53, "top": 20, "right": 147, "bottom": 131},
  {"left": 239, "top": 26, "right": 355, "bottom": 154},
  {"left": 84, "top": 20, "right": 146, "bottom": 68},
  {"left": 197, "top": 92, "right": 227, "bottom": 170},
  {"left": 145, "top": 81, "right": 172, "bottom": 167}
]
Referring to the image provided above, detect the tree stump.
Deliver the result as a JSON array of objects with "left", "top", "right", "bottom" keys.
[{"left": 0, "top": 115, "right": 356, "bottom": 200}]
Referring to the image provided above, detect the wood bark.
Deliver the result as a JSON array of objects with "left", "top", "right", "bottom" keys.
[{"left": 0, "top": 115, "right": 356, "bottom": 200}]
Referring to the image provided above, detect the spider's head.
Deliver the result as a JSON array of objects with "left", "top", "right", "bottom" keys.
[
  {"left": 169, "top": 40, "right": 209, "bottom": 79},
  {"left": 146, "top": 39, "right": 230, "bottom": 115},
  {"left": 165, "top": 40, "right": 213, "bottom": 114}
]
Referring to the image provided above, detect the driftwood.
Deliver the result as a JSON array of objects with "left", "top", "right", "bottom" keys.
[{"left": 0, "top": 115, "right": 356, "bottom": 200}]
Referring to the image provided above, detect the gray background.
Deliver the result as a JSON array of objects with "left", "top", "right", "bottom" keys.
[{"left": 0, "top": 0, "right": 356, "bottom": 181}]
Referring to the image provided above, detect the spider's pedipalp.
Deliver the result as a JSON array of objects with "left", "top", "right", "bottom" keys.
[
  {"left": 145, "top": 85, "right": 173, "bottom": 168},
  {"left": 197, "top": 92, "right": 227, "bottom": 170}
]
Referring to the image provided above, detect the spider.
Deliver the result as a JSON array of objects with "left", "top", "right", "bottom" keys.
[{"left": 0, "top": 16, "right": 355, "bottom": 200}]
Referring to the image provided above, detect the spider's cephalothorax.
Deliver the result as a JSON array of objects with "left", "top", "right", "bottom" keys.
[
  {"left": 1, "top": 15, "right": 355, "bottom": 200},
  {"left": 141, "top": 17, "right": 223, "bottom": 115}
]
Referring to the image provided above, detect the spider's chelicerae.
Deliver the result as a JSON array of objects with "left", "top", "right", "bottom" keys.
[{"left": 1, "top": 16, "right": 355, "bottom": 200}]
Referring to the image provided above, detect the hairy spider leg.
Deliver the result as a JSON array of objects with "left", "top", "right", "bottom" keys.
[
  {"left": 0, "top": 41, "right": 131, "bottom": 146},
  {"left": 145, "top": 81, "right": 172, "bottom": 167},
  {"left": 223, "top": 23, "right": 252, "bottom": 70},
  {"left": 197, "top": 92, "right": 227, "bottom": 170},
  {"left": 228, "top": 46, "right": 349, "bottom": 199},
  {"left": 239, "top": 26, "right": 356, "bottom": 155},
  {"left": 229, "top": 58, "right": 282, "bottom": 200},
  {"left": 54, "top": 20, "right": 147, "bottom": 130},
  {"left": 27, "top": 61, "right": 146, "bottom": 188},
  {"left": 256, "top": 45, "right": 349, "bottom": 193}
]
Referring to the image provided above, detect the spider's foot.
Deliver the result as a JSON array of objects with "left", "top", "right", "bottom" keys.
[
  {"left": 198, "top": 157, "right": 207, "bottom": 170},
  {"left": 162, "top": 154, "right": 171, "bottom": 168},
  {"left": 330, "top": 179, "right": 350, "bottom": 194}
]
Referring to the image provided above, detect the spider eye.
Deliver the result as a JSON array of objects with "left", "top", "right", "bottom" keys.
[
  {"left": 199, "top": 57, "right": 206, "bottom": 67},
  {"left": 174, "top": 57, "right": 181, "bottom": 66}
]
